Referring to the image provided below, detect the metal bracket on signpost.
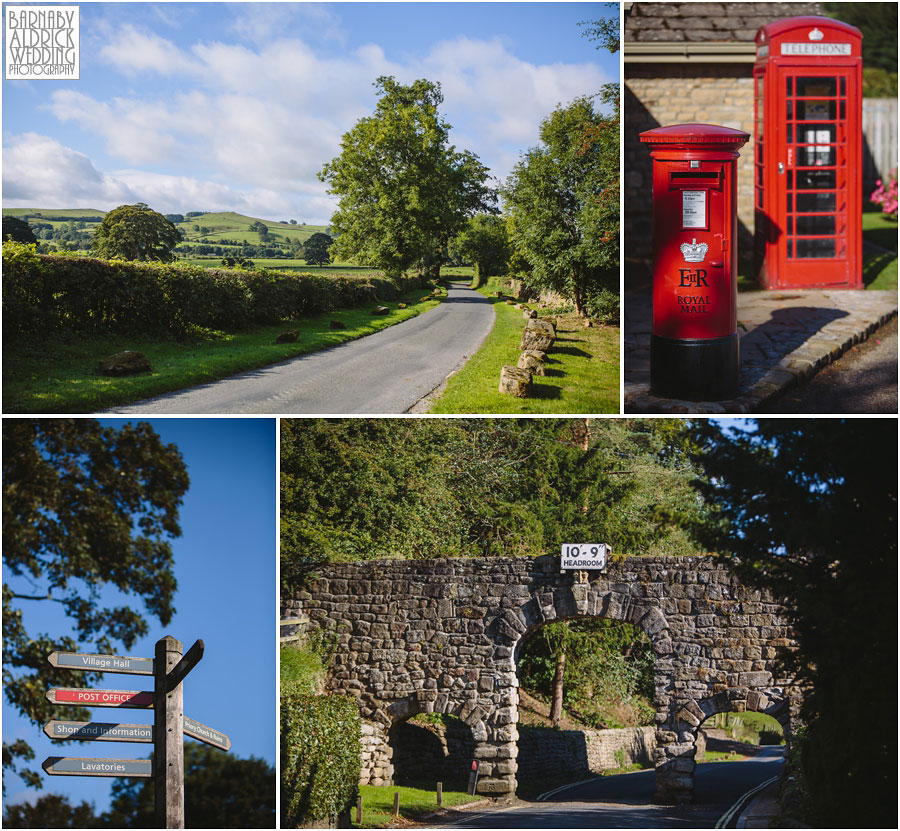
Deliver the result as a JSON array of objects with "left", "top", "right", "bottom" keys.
[{"left": 466, "top": 760, "right": 479, "bottom": 796}]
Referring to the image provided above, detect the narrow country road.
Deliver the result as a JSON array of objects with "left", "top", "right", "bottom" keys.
[
  {"left": 444, "top": 748, "right": 784, "bottom": 829},
  {"left": 105, "top": 282, "right": 494, "bottom": 414}
]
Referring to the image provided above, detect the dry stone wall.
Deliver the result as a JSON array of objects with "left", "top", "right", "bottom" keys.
[{"left": 282, "top": 555, "right": 800, "bottom": 803}]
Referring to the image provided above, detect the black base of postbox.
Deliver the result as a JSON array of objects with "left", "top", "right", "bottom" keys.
[{"left": 650, "top": 333, "right": 739, "bottom": 401}]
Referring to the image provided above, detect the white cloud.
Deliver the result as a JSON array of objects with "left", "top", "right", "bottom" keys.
[
  {"left": 1, "top": 133, "right": 139, "bottom": 207},
  {"left": 98, "top": 24, "right": 198, "bottom": 76}
]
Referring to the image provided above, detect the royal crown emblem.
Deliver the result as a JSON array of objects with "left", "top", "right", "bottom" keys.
[
  {"left": 680, "top": 238, "right": 708, "bottom": 263},
  {"left": 808, "top": 28, "right": 824, "bottom": 41}
]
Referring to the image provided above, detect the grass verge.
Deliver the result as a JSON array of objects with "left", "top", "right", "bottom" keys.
[
  {"left": 862, "top": 208, "right": 898, "bottom": 290},
  {"left": 4, "top": 289, "right": 442, "bottom": 413},
  {"left": 353, "top": 784, "right": 480, "bottom": 828},
  {"left": 428, "top": 280, "right": 619, "bottom": 414}
]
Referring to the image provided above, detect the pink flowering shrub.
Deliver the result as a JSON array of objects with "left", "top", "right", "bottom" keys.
[{"left": 870, "top": 168, "right": 898, "bottom": 220}]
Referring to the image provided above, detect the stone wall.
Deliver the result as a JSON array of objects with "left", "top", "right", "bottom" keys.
[
  {"left": 282, "top": 555, "right": 800, "bottom": 803},
  {"left": 516, "top": 726, "right": 656, "bottom": 783}
]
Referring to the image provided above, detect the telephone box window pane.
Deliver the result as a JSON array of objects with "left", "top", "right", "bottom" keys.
[
  {"left": 796, "top": 238, "right": 835, "bottom": 258},
  {"left": 797, "top": 77, "right": 836, "bottom": 96},
  {"left": 797, "top": 170, "right": 836, "bottom": 189},
  {"left": 787, "top": 240, "right": 793, "bottom": 258},
  {"left": 840, "top": 77, "right": 846, "bottom": 96},
  {"left": 786, "top": 193, "right": 793, "bottom": 212},
  {"left": 798, "top": 145, "right": 835, "bottom": 166},
  {"left": 796, "top": 192, "right": 836, "bottom": 212},
  {"left": 796, "top": 215, "right": 835, "bottom": 235},
  {"left": 787, "top": 216, "right": 793, "bottom": 234},
  {"left": 787, "top": 170, "right": 793, "bottom": 189},
  {"left": 787, "top": 123, "right": 793, "bottom": 143},
  {"left": 799, "top": 99, "right": 835, "bottom": 120},
  {"left": 786, "top": 77, "right": 793, "bottom": 96},
  {"left": 786, "top": 100, "right": 793, "bottom": 120},
  {"left": 840, "top": 100, "right": 845, "bottom": 120}
]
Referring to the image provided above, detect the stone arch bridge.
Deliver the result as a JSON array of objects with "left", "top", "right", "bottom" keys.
[{"left": 281, "top": 555, "right": 800, "bottom": 803}]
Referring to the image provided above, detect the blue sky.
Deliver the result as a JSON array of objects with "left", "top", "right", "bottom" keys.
[
  {"left": 2, "top": 1, "right": 618, "bottom": 223},
  {"left": 2, "top": 417, "right": 276, "bottom": 814}
]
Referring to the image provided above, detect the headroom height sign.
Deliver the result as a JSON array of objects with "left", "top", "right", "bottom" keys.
[{"left": 5, "top": 5, "right": 79, "bottom": 80}]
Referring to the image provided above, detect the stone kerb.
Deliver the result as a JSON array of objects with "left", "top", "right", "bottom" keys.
[{"left": 283, "top": 554, "right": 798, "bottom": 802}]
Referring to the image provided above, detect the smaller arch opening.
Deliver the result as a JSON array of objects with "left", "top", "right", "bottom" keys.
[
  {"left": 389, "top": 713, "right": 476, "bottom": 791},
  {"left": 696, "top": 711, "right": 787, "bottom": 762}
]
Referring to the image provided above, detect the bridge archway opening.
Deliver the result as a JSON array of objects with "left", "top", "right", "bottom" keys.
[
  {"left": 389, "top": 713, "right": 475, "bottom": 791},
  {"left": 512, "top": 615, "right": 657, "bottom": 795}
]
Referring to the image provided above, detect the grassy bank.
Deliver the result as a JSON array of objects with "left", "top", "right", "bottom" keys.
[
  {"left": 862, "top": 207, "right": 897, "bottom": 290},
  {"left": 4, "top": 289, "right": 442, "bottom": 413},
  {"left": 353, "top": 784, "right": 480, "bottom": 828},
  {"left": 428, "top": 279, "right": 619, "bottom": 414}
]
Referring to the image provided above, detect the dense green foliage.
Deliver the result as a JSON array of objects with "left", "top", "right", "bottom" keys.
[
  {"left": 449, "top": 214, "right": 510, "bottom": 286},
  {"left": 303, "top": 232, "right": 334, "bottom": 266},
  {"left": 2, "top": 242, "right": 426, "bottom": 342},
  {"left": 280, "top": 633, "right": 336, "bottom": 696},
  {"left": 2, "top": 419, "right": 188, "bottom": 791},
  {"left": 502, "top": 90, "right": 619, "bottom": 320},
  {"left": 823, "top": 3, "right": 897, "bottom": 90},
  {"left": 281, "top": 694, "right": 361, "bottom": 827},
  {"left": 3, "top": 793, "right": 98, "bottom": 828},
  {"left": 92, "top": 203, "right": 181, "bottom": 262},
  {"left": 280, "top": 419, "right": 708, "bottom": 587},
  {"left": 100, "top": 743, "right": 275, "bottom": 828},
  {"left": 2, "top": 216, "right": 37, "bottom": 244},
  {"left": 689, "top": 419, "right": 895, "bottom": 828},
  {"left": 320, "top": 76, "right": 495, "bottom": 280}
]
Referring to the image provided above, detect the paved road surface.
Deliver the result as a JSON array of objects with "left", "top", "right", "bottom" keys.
[
  {"left": 444, "top": 748, "right": 784, "bottom": 829},
  {"left": 759, "top": 315, "right": 898, "bottom": 413},
  {"left": 105, "top": 282, "right": 494, "bottom": 414}
]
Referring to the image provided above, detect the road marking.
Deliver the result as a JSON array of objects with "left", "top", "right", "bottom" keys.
[
  {"left": 715, "top": 775, "right": 779, "bottom": 828},
  {"left": 536, "top": 776, "right": 603, "bottom": 802}
]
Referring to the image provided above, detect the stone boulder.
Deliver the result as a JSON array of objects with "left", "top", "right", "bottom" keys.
[
  {"left": 275, "top": 330, "right": 298, "bottom": 343},
  {"left": 517, "top": 352, "right": 546, "bottom": 376},
  {"left": 520, "top": 318, "right": 556, "bottom": 351},
  {"left": 498, "top": 365, "right": 532, "bottom": 397},
  {"left": 371, "top": 306, "right": 390, "bottom": 315},
  {"left": 398, "top": 302, "right": 407, "bottom": 309},
  {"left": 523, "top": 309, "right": 538, "bottom": 320},
  {"left": 329, "top": 320, "right": 347, "bottom": 330},
  {"left": 95, "top": 351, "right": 152, "bottom": 376}
]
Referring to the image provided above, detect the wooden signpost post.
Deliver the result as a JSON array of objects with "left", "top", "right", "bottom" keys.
[{"left": 43, "top": 635, "right": 229, "bottom": 829}]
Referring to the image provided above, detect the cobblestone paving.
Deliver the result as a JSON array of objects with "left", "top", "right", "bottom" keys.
[{"left": 624, "top": 288, "right": 897, "bottom": 413}]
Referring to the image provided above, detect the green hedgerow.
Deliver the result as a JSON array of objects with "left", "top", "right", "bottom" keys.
[{"left": 281, "top": 694, "right": 361, "bottom": 827}]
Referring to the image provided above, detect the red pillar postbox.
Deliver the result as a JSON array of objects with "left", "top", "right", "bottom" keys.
[
  {"left": 753, "top": 16, "right": 863, "bottom": 288},
  {"left": 639, "top": 123, "right": 750, "bottom": 401}
]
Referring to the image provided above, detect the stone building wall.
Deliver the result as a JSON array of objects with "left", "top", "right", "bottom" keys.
[{"left": 282, "top": 555, "right": 800, "bottom": 803}]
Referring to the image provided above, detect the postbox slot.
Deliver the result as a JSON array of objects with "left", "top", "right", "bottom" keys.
[{"left": 669, "top": 172, "right": 721, "bottom": 188}]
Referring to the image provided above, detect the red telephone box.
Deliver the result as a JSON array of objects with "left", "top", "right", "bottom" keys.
[
  {"left": 753, "top": 16, "right": 863, "bottom": 288},
  {"left": 640, "top": 124, "right": 750, "bottom": 401}
]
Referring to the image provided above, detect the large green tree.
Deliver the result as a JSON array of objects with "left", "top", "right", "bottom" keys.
[
  {"left": 689, "top": 419, "right": 895, "bottom": 828},
  {"left": 2, "top": 419, "right": 189, "bottom": 791},
  {"left": 101, "top": 743, "right": 275, "bottom": 828},
  {"left": 319, "top": 76, "right": 496, "bottom": 281},
  {"left": 303, "top": 232, "right": 334, "bottom": 266},
  {"left": 502, "top": 88, "right": 619, "bottom": 318},
  {"left": 92, "top": 203, "right": 181, "bottom": 262}
]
